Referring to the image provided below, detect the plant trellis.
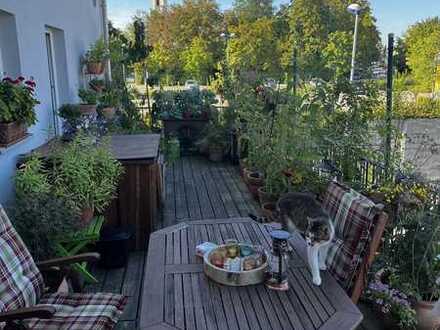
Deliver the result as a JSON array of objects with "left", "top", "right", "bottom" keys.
[{"left": 54, "top": 216, "right": 104, "bottom": 284}]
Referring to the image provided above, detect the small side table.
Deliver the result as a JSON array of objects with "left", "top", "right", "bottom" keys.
[{"left": 55, "top": 216, "right": 105, "bottom": 284}]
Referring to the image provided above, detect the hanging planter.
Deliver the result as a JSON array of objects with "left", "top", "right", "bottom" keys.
[
  {"left": 0, "top": 76, "right": 39, "bottom": 146},
  {"left": 0, "top": 122, "right": 27, "bottom": 146}
]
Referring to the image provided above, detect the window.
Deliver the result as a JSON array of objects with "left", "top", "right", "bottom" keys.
[{"left": 0, "top": 10, "right": 20, "bottom": 77}]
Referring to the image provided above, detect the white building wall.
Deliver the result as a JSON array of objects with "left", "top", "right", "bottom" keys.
[{"left": 0, "top": 0, "right": 104, "bottom": 205}]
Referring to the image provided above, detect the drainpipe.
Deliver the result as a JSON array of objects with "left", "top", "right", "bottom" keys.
[{"left": 101, "top": 0, "right": 112, "bottom": 83}]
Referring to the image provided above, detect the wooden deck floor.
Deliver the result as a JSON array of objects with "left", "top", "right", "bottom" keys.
[{"left": 86, "top": 157, "right": 259, "bottom": 329}]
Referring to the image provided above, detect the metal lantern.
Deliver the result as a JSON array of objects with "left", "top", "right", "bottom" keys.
[{"left": 266, "top": 230, "right": 290, "bottom": 291}]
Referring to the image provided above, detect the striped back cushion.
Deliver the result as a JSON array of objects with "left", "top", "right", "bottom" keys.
[
  {"left": 322, "top": 181, "right": 381, "bottom": 290},
  {"left": 0, "top": 205, "right": 44, "bottom": 312}
]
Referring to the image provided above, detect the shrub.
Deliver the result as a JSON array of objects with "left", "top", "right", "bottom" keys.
[
  {"left": 12, "top": 192, "right": 80, "bottom": 261},
  {"left": 52, "top": 133, "right": 123, "bottom": 213}
]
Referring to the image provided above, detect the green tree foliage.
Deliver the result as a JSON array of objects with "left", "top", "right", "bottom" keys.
[
  {"left": 182, "top": 37, "right": 214, "bottom": 83},
  {"left": 405, "top": 17, "right": 440, "bottom": 92},
  {"left": 288, "top": 0, "right": 380, "bottom": 80},
  {"left": 323, "top": 31, "right": 353, "bottom": 80},
  {"left": 146, "top": 0, "right": 223, "bottom": 83},
  {"left": 232, "top": 0, "right": 273, "bottom": 23},
  {"left": 227, "top": 18, "right": 282, "bottom": 80},
  {"left": 394, "top": 37, "right": 410, "bottom": 74}
]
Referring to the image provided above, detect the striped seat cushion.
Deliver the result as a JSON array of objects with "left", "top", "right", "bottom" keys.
[
  {"left": 322, "top": 181, "right": 382, "bottom": 290},
  {"left": 25, "top": 292, "right": 127, "bottom": 330},
  {"left": 0, "top": 205, "right": 44, "bottom": 313}
]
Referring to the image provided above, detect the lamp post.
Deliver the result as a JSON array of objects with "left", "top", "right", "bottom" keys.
[{"left": 347, "top": 3, "right": 362, "bottom": 82}]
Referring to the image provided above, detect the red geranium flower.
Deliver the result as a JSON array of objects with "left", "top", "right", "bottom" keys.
[
  {"left": 2, "top": 77, "right": 13, "bottom": 83},
  {"left": 17, "top": 76, "right": 25, "bottom": 81}
]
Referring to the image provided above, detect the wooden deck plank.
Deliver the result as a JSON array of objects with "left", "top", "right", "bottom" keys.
[
  {"left": 189, "top": 157, "right": 216, "bottom": 219},
  {"left": 209, "top": 162, "right": 241, "bottom": 218},
  {"left": 182, "top": 157, "right": 202, "bottom": 220}
]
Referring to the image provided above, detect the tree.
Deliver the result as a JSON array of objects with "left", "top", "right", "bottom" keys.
[
  {"left": 181, "top": 37, "right": 214, "bottom": 83},
  {"left": 323, "top": 31, "right": 353, "bottom": 81},
  {"left": 146, "top": 0, "right": 223, "bottom": 83},
  {"left": 128, "top": 16, "right": 149, "bottom": 64},
  {"left": 288, "top": 0, "right": 380, "bottom": 81},
  {"left": 405, "top": 17, "right": 440, "bottom": 92},
  {"left": 232, "top": 0, "right": 273, "bottom": 23},
  {"left": 393, "top": 37, "right": 409, "bottom": 74},
  {"left": 227, "top": 18, "right": 282, "bottom": 80}
]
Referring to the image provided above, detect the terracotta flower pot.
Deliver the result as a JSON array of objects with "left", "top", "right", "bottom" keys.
[
  {"left": 79, "top": 104, "right": 97, "bottom": 115},
  {"left": 102, "top": 107, "right": 116, "bottom": 120},
  {"left": 262, "top": 202, "right": 278, "bottom": 222},
  {"left": 239, "top": 158, "right": 249, "bottom": 177},
  {"left": 242, "top": 167, "right": 256, "bottom": 184},
  {"left": 415, "top": 300, "right": 440, "bottom": 330},
  {"left": 0, "top": 121, "right": 26, "bottom": 146},
  {"left": 258, "top": 187, "right": 278, "bottom": 205},
  {"left": 86, "top": 62, "right": 104, "bottom": 75},
  {"left": 80, "top": 207, "right": 94, "bottom": 226},
  {"left": 246, "top": 171, "right": 264, "bottom": 199}
]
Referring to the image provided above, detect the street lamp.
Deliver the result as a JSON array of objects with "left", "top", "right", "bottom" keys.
[{"left": 347, "top": 3, "right": 362, "bottom": 82}]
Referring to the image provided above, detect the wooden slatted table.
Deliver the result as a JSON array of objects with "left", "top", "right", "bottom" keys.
[{"left": 140, "top": 218, "right": 363, "bottom": 330}]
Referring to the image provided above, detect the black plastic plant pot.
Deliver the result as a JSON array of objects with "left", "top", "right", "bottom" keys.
[{"left": 97, "top": 225, "right": 135, "bottom": 269}]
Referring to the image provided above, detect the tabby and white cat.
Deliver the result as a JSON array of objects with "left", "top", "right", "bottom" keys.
[{"left": 277, "top": 192, "right": 334, "bottom": 286}]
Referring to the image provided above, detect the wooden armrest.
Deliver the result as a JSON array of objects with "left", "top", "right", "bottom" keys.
[
  {"left": 0, "top": 306, "right": 56, "bottom": 322},
  {"left": 37, "top": 253, "right": 100, "bottom": 270}
]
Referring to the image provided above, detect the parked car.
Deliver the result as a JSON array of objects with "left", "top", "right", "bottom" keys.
[{"left": 185, "top": 80, "right": 199, "bottom": 90}]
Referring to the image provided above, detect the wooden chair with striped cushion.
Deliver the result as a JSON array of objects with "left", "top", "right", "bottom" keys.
[
  {"left": 321, "top": 181, "right": 388, "bottom": 303},
  {"left": 0, "top": 204, "right": 127, "bottom": 329}
]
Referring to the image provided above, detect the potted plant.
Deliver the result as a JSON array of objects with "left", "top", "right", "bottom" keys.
[
  {"left": 84, "top": 38, "right": 108, "bottom": 74},
  {"left": 204, "top": 124, "right": 228, "bottom": 163},
  {"left": 89, "top": 78, "right": 105, "bottom": 92},
  {"left": 78, "top": 88, "right": 98, "bottom": 114},
  {"left": 99, "top": 88, "right": 119, "bottom": 119},
  {"left": 52, "top": 134, "right": 123, "bottom": 225},
  {"left": 58, "top": 104, "right": 82, "bottom": 140},
  {"left": 378, "top": 209, "right": 440, "bottom": 329},
  {"left": 363, "top": 280, "right": 417, "bottom": 329},
  {"left": 0, "top": 76, "right": 39, "bottom": 145},
  {"left": 13, "top": 155, "right": 80, "bottom": 261}
]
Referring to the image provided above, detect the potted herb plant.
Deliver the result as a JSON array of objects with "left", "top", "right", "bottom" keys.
[
  {"left": 84, "top": 38, "right": 108, "bottom": 75},
  {"left": 0, "top": 76, "right": 39, "bottom": 146},
  {"left": 78, "top": 88, "right": 98, "bottom": 115},
  {"left": 58, "top": 104, "right": 82, "bottom": 140},
  {"left": 89, "top": 78, "right": 105, "bottom": 92},
  {"left": 99, "top": 88, "right": 119, "bottom": 120},
  {"left": 52, "top": 134, "right": 123, "bottom": 225}
]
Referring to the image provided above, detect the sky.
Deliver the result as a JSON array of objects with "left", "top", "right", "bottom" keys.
[{"left": 108, "top": 0, "right": 439, "bottom": 41}]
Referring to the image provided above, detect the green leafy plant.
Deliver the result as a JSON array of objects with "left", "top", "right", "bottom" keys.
[
  {"left": 15, "top": 155, "right": 51, "bottom": 200},
  {"left": 381, "top": 209, "right": 440, "bottom": 301},
  {"left": 0, "top": 76, "right": 39, "bottom": 125},
  {"left": 153, "top": 89, "right": 215, "bottom": 119},
  {"left": 52, "top": 133, "right": 123, "bottom": 213},
  {"left": 84, "top": 37, "right": 109, "bottom": 63},
  {"left": 99, "top": 88, "right": 120, "bottom": 108},
  {"left": 59, "top": 104, "right": 81, "bottom": 123},
  {"left": 12, "top": 192, "right": 80, "bottom": 261},
  {"left": 78, "top": 89, "right": 98, "bottom": 105}
]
